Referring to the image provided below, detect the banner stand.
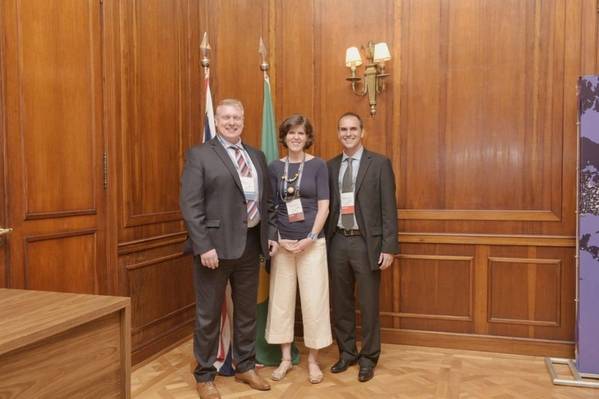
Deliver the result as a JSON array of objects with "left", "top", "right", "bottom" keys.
[
  {"left": 545, "top": 75, "right": 599, "bottom": 389},
  {"left": 545, "top": 358, "right": 599, "bottom": 388}
]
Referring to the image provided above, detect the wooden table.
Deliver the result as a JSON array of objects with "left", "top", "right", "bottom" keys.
[{"left": 0, "top": 289, "right": 131, "bottom": 398}]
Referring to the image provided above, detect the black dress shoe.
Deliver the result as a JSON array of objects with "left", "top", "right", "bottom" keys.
[
  {"left": 358, "top": 366, "right": 374, "bottom": 382},
  {"left": 330, "top": 358, "right": 357, "bottom": 373}
]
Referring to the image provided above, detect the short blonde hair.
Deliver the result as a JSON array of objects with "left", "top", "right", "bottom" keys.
[{"left": 216, "top": 98, "right": 244, "bottom": 115}]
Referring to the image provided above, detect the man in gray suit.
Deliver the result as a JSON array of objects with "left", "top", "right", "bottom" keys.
[
  {"left": 325, "top": 112, "right": 398, "bottom": 382},
  {"left": 180, "top": 99, "right": 278, "bottom": 399}
]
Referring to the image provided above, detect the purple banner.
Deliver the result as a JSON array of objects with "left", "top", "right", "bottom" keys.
[{"left": 577, "top": 75, "right": 599, "bottom": 374}]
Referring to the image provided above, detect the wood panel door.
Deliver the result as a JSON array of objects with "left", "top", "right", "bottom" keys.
[{"left": 1, "top": 0, "right": 108, "bottom": 294}]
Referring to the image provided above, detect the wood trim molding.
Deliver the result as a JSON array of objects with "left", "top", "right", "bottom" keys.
[
  {"left": 398, "top": 232, "right": 575, "bottom": 247},
  {"left": 487, "top": 256, "right": 562, "bottom": 327},
  {"left": 117, "top": 231, "right": 187, "bottom": 255},
  {"left": 396, "top": 254, "right": 474, "bottom": 321},
  {"left": 23, "top": 229, "right": 98, "bottom": 291},
  {"left": 24, "top": 209, "right": 97, "bottom": 220},
  {"left": 379, "top": 328, "right": 573, "bottom": 358},
  {"left": 397, "top": 254, "right": 474, "bottom": 261},
  {"left": 399, "top": 209, "right": 560, "bottom": 222},
  {"left": 123, "top": 211, "right": 182, "bottom": 228},
  {"left": 124, "top": 252, "right": 185, "bottom": 271},
  {"left": 381, "top": 311, "right": 472, "bottom": 322}
]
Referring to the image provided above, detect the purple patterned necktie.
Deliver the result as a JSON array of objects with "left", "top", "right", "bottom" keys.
[{"left": 231, "top": 146, "right": 258, "bottom": 220}]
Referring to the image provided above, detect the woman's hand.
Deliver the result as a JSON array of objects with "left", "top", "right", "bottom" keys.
[
  {"left": 290, "top": 238, "right": 314, "bottom": 254},
  {"left": 279, "top": 239, "right": 299, "bottom": 252}
]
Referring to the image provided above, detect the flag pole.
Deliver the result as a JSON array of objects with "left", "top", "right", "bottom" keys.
[{"left": 255, "top": 37, "right": 301, "bottom": 366}]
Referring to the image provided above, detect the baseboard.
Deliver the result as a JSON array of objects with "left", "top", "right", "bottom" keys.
[{"left": 379, "top": 328, "right": 574, "bottom": 358}]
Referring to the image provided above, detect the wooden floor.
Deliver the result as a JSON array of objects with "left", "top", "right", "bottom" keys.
[{"left": 132, "top": 339, "right": 599, "bottom": 398}]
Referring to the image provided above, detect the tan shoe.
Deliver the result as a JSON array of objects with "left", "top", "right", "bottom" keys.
[
  {"left": 308, "top": 361, "right": 324, "bottom": 384},
  {"left": 235, "top": 369, "right": 271, "bottom": 391},
  {"left": 271, "top": 359, "right": 293, "bottom": 381},
  {"left": 196, "top": 381, "right": 221, "bottom": 399}
]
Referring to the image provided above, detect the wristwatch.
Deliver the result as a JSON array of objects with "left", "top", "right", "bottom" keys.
[{"left": 307, "top": 231, "right": 318, "bottom": 241}]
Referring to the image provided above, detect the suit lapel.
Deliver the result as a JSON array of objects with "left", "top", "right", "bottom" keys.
[
  {"left": 331, "top": 155, "right": 342, "bottom": 199},
  {"left": 355, "top": 149, "right": 372, "bottom": 194},
  {"left": 210, "top": 138, "right": 243, "bottom": 193}
]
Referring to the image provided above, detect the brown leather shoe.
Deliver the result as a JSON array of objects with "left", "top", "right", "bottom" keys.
[
  {"left": 235, "top": 369, "right": 271, "bottom": 391},
  {"left": 196, "top": 381, "right": 221, "bottom": 399}
]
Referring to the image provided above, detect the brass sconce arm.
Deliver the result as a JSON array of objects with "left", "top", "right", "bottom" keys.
[{"left": 345, "top": 41, "right": 391, "bottom": 117}]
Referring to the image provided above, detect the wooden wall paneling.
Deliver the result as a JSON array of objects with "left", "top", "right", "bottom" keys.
[
  {"left": 123, "top": 247, "right": 194, "bottom": 364},
  {"left": 391, "top": 0, "right": 402, "bottom": 227},
  {"left": 1, "top": 0, "right": 107, "bottom": 293},
  {"left": 395, "top": 244, "right": 474, "bottom": 334},
  {"left": 486, "top": 245, "right": 575, "bottom": 341},
  {"left": 560, "top": 0, "right": 583, "bottom": 238},
  {"left": 397, "top": 0, "right": 446, "bottom": 212},
  {"left": 102, "top": 0, "right": 122, "bottom": 296},
  {"left": 317, "top": 0, "right": 393, "bottom": 160},
  {"left": 580, "top": 0, "right": 599, "bottom": 73},
  {"left": 473, "top": 245, "right": 490, "bottom": 335},
  {"left": 379, "top": 259, "right": 396, "bottom": 329},
  {"left": 0, "top": 1, "right": 7, "bottom": 288},
  {"left": 0, "top": 0, "right": 590, "bottom": 363},
  {"left": 207, "top": 0, "right": 269, "bottom": 148},
  {"left": 394, "top": 241, "right": 574, "bottom": 348},
  {"left": 120, "top": 0, "right": 187, "bottom": 229},
  {"left": 275, "top": 0, "right": 315, "bottom": 145},
  {"left": 397, "top": 0, "right": 580, "bottom": 237},
  {"left": 488, "top": 256, "right": 562, "bottom": 327},
  {"left": 25, "top": 230, "right": 98, "bottom": 293},
  {"left": 115, "top": 0, "right": 201, "bottom": 363},
  {"left": 398, "top": 253, "right": 473, "bottom": 321}
]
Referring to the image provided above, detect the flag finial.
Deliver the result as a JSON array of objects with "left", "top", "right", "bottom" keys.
[
  {"left": 200, "top": 32, "right": 211, "bottom": 68},
  {"left": 259, "top": 37, "right": 269, "bottom": 72}
]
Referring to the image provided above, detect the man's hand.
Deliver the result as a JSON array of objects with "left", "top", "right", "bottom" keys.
[
  {"left": 200, "top": 249, "right": 219, "bottom": 269},
  {"left": 378, "top": 252, "right": 394, "bottom": 270},
  {"left": 268, "top": 240, "right": 279, "bottom": 256}
]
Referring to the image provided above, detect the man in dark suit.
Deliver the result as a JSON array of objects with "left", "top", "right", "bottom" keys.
[
  {"left": 325, "top": 112, "right": 399, "bottom": 383},
  {"left": 180, "top": 99, "right": 278, "bottom": 399}
]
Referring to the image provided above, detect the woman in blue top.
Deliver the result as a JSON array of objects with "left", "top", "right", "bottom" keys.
[{"left": 265, "top": 114, "right": 332, "bottom": 384}]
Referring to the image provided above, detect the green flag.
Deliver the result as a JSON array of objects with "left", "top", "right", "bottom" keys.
[
  {"left": 255, "top": 75, "right": 300, "bottom": 366},
  {"left": 260, "top": 77, "right": 278, "bottom": 163}
]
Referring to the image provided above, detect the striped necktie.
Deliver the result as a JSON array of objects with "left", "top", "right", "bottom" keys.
[{"left": 231, "top": 146, "right": 259, "bottom": 221}]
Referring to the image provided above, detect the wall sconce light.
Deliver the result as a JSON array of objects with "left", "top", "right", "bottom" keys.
[{"left": 345, "top": 41, "right": 391, "bottom": 117}]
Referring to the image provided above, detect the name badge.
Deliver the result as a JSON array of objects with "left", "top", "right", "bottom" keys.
[
  {"left": 240, "top": 176, "right": 257, "bottom": 200},
  {"left": 286, "top": 198, "right": 305, "bottom": 222},
  {"left": 340, "top": 192, "right": 355, "bottom": 215}
]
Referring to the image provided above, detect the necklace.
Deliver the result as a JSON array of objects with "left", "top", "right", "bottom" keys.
[{"left": 281, "top": 153, "right": 305, "bottom": 200}]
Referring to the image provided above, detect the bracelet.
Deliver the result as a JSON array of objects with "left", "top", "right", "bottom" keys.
[{"left": 307, "top": 231, "right": 318, "bottom": 241}]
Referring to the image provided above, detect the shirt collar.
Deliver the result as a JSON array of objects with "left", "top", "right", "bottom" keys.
[
  {"left": 217, "top": 134, "right": 243, "bottom": 149},
  {"left": 342, "top": 146, "right": 364, "bottom": 162}
]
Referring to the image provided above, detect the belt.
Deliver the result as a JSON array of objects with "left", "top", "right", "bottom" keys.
[{"left": 336, "top": 227, "right": 361, "bottom": 237}]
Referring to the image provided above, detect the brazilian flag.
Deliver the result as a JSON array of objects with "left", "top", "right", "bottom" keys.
[{"left": 256, "top": 75, "right": 300, "bottom": 366}]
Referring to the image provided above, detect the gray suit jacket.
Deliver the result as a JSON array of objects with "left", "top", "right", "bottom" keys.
[
  {"left": 325, "top": 149, "right": 399, "bottom": 270},
  {"left": 180, "top": 137, "right": 277, "bottom": 259}
]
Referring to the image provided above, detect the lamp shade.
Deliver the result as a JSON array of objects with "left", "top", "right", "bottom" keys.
[
  {"left": 345, "top": 47, "right": 363, "bottom": 67},
  {"left": 373, "top": 42, "right": 391, "bottom": 62}
]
